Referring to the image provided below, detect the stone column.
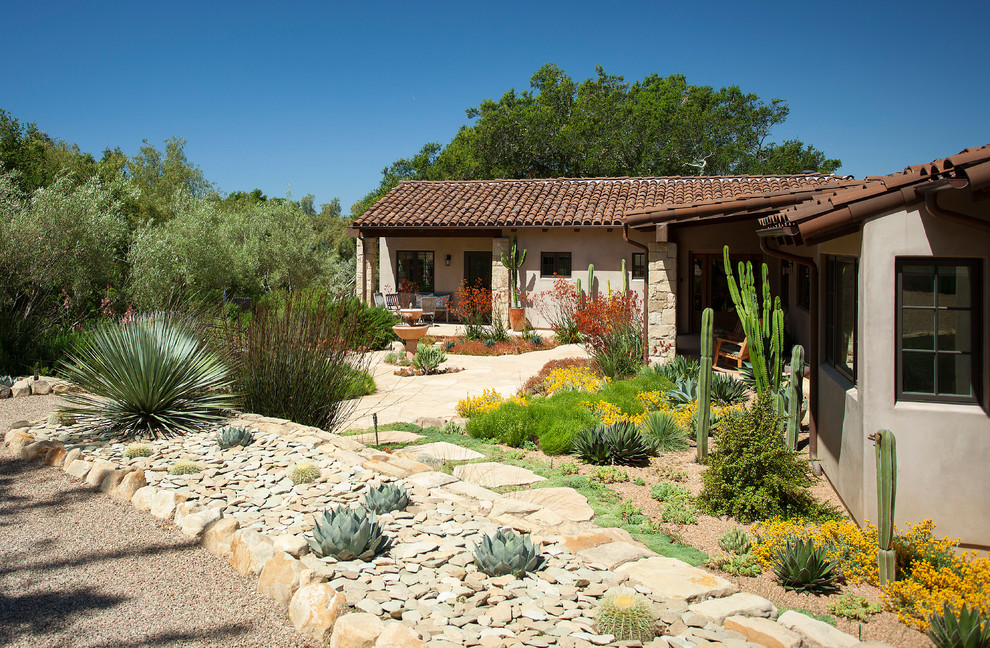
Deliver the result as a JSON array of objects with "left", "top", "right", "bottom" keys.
[
  {"left": 647, "top": 241, "right": 677, "bottom": 362},
  {"left": 355, "top": 237, "right": 378, "bottom": 302},
  {"left": 491, "top": 237, "right": 510, "bottom": 327}
]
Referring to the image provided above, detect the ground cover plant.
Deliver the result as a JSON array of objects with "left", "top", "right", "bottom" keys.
[{"left": 440, "top": 335, "right": 556, "bottom": 356}]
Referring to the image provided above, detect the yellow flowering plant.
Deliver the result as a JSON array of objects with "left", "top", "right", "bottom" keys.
[
  {"left": 543, "top": 366, "right": 609, "bottom": 395},
  {"left": 456, "top": 389, "right": 529, "bottom": 417}
]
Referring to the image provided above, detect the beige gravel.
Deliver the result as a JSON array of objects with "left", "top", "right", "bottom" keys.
[{"left": 0, "top": 397, "right": 313, "bottom": 648}]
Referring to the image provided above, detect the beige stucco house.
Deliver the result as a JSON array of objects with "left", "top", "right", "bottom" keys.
[{"left": 350, "top": 147, "right": 989, "bottom": 548}]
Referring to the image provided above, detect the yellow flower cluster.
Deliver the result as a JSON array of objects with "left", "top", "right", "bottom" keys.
[
  {"left": 635, "top": 392, "right": 745, "bottom": 433},
  {"left": 753, "top": 517, "right": 990, "bottom": 632},
  {"left": 455, "top": 389, "right": 528, "bottom": 417},
  {"left": 543, "top": 366, "right": 609, "bottom": 395},
  {"left": 584, "top": 400, "right": 646, "bottom": 426}
]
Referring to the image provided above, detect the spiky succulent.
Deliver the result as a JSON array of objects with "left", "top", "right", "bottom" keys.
[
  {"left": 773, "top": 537, "right": 840, "bottom": 593},
  {"left": 0, "top": 375, "right": 14, "bottom": 387},
  {"left": 289, "top": 461, "right": 321, "bottom": 485},
  {"left": 364, "top": 482, "right": 410, "bottom": 514},
  {"left": 594, "top": 588, "right": 657, "bottom": 643},
  {"left": 718, "top": 527, "right": 752, "bottom": 555},
  {"left": 216, "top": 425, "right": 253, "bottom": 449},
  {"left": 927, "top": 603, "right": 990, "bottom": 648},
  {"left": 123, "top": 443, "right": 154, "bottom": 459},
  {"left": 473, "top": 528, "right": 547, "bottom": 577},
  {"left": 170, "top": 460, "right": 201, "bottom": 475},
  {"left": 572, "top": 422, "right": 654, "bottom": 467},
  {"left": 639, "top": 411, "right": 687, "bottom": 452},
  {"left": 710, "top": 552, "right": 763, "bottom": 577},
  {"left": 308, "top": 506, "right": 393, "bottom": 561},
  {"left": 48, "top": 410, "right": 77, "bottom": 426},
  {"left": 711, "top": 372, "right": 748, "bottom": 405},
  {"left": 666, "top": 378, "right": 698, "bottom": 406}
]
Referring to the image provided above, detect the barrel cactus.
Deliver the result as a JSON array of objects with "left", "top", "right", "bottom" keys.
[
  {"left": 364, "top": 482, "right": 410, "bottom": 514},
  {"left": 123, "top": 443, "right": 154, "bottom": 459},
  {"left": 594, "top": 588, "right": 656, "bottom": 643},
  {"left": 473, "top": 528, "right": 546, "bottom": 577},
  {"left": 48, "top": 410, "right": 77, "bottom": 426},
  {"left": 308, "top": 506, "right": 393, "bottom": 561},
  {"left": 170, "top": 460, "right": 201, "bottom": 475},
  {"left": 289, "top": 461, "right": 321, "bottom": 485},
  {"left": 216, "top": 425, "right": 253, "bottom": 449}
]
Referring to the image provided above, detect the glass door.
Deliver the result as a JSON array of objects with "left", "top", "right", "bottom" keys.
[{"left": 464, "top": 251, "right": 492, "bottom": 290}]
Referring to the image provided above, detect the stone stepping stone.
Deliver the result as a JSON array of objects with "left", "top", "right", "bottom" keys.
[
  {"left": 403, "top": 441, "right": 483, "bottom": 462},
  {"left": 507, "top": 487, "right": 594, "bottom": 522},
  {"left": 348, "top": 430, "right": 423, "bottom": 445},
  {"left": 576, "top": 541, "right": 655, "bottom": 570},
  {"left": 616, "top": 556, "right": 737, "bottom": 602},
  {"left": 452, "top": 462, "right": 546, "bottom": 488},
  {"left": 688, "top": 592, "right": 777, "bottom": 623}
]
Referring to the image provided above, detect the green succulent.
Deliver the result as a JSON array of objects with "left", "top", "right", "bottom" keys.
[
  {"left": 927, "top": 603, "right": 990, "bottom": 648},
  {"left": 290, "top": 461, "right": 321, "bottom": 485},
  {"left": 639, "top": 411, "right": 688, "bottom": 452},
  {"left": 718, "top": 527, "right": 752, "bottom": 555},
  {"left": 123, "top": 443, "right": 154, "bottom": 459},
  {"left": 773, "top": 537, "right": 840, "bottom": 593},
  {"left": 473, "top": 528, "right": 547, "bottom": 577},
  {"left": 170, "top": 460, "right": 201, "bottom": 475},
  {"left": 711, "top": 372, "right": 748, "bottom": 405},
  {"left": 827, "top": 594, "right": 882, "bottom": 622},
  {"left": 216, "top": 425, "right": 253, "bottom": 449},
  {"left": 48, "top": 410, "right": 77, "bottom": 426},
  {"left": 364, "top": 482, "right": 410, "bottom": 514},
  {"left": 440, "top": 420, "right": 461, "bottom": 435},
  {"left": 594, "top": 587, "right": 656, "bottom": 643},
  {"left": 308, "top": 506, "right": 393, "bottom": 561},
  {"left": 0, "top": 375, "right": 14, "bottom": 387},
  {"left": 572, "top": 422, "right": 654, "bottom": 467},
  {"left": 666, "top": 378, "right": 698, "bottom": 406},
  {"left": 710, "top": 552, "right": 763, "bottom": 577},
  {"left": 412, "top": 345, "right": 447, "bottom": 375}
]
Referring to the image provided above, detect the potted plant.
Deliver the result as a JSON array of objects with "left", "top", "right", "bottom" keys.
[{"left": 500, "top": 236, "right": 527, "bottom": 331}]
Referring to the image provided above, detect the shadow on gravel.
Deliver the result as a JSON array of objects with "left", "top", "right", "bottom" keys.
[
  {"left": 0, "top": 457, "right": 95, "bottom": 524},
  {"left": 0, "top": 587, "right": 127, "bottom": 643},
  {"left": 1, "top": 540, "right": 200, "bottom": 578},
  {"left": 87, "top": 622, "right": 257, "bottom": 648}
]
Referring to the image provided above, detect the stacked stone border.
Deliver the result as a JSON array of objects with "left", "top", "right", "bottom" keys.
[
  {"left": 0, "top": 375, "right": 77, "bottom": 399},
  {"left": 4, "top": 414, "right": 882, "bottom": 648}
]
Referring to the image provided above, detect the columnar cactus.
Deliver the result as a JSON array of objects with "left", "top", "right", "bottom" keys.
[
  {"left": 499, "top": 235, "right": 527, "bottom": 308},
  {"left": 722, "top": 245, "right": 784, "bottom": 394},
  {"left": 621, "top": 257, "right": 629, "bottom": 293},
  {"left": 784, "top": 345, "right": 805, "bottom": 450},
  {"left": 696, "top": 307, "right": 713, "bottom": 462},
  {"left": 588, "top": 264, "right": 596, "bottom": 297},
  {"left": 874, "top": 429, "right": 897, "bottom": 586}
]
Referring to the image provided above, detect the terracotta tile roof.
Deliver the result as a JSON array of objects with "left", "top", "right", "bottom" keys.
[
  {"left": 758, "top": 144, "right": 990, "bottom": 243},
  {"left": 352, "top": 175, "right": 846, "bottom": 230}
]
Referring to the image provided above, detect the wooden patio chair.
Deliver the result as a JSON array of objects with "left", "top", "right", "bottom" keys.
[
  {"left": 419, "top": 296, "right": 437, "bottom": 323},
  {"left": 713, "top": 335, "right": 750, "bottom": 371},
  {"left": 372, "top": 292, "right": 387, "bottom": 309},
  {"left": 434, "top": 293, "right": 450, "bottom": 322},
  {"left": 384, "top": 293, "right": 400, "bottom": 314}
]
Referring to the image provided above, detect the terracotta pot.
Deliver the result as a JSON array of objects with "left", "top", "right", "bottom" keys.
[{"left": 508, "top": 307, "right": 526, "bottom": 332}]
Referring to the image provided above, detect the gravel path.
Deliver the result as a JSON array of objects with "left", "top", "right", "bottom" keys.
[{"left": 0, "top": 399, "right": 313, "bottom": 648}]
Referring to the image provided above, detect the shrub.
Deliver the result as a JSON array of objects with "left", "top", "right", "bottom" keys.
[
  {"left": 543, "top": 365, "right": 608, "bottom": 395},
  {"left": 651, "top": 481, "right": 699, "bottom": 524},
  {"left": 60, "top": 314, "right": 234, "bottom": 439},
  {"left": 650, "top": 481, "right": 691, "bottom": 502},
  {"left": 574, "top": 291, "right": 644, "bottom": 378},
  {"left": 170, "top": 460, "right": 201, "bottom": 475},
  {"left": 465, "top": 402, "right": 534, "bottom": 447},
  {"left": 698, "top": 393, "right": 832, "bottom": 522},
  {"left": 218, "top": 292, "right": 372, "bottom": 432},
  {"left": 289, "top": 461, "right": 321, "bottom": 484},
  {"left": 452, "top": 280, "right": 492, "bottom": 339},
  {"left": 533, "top": 276, "right": 581, "bottom": 344},
  {"left": 325, "top": 297, "right": 398, "bottom": 350},
  {"left": 572, "top": 422, "right": 654, "bottom": 466},
  {"left": 559, "top": 461, "right": 579, "bottom": 475},
  {"left": 123, "top": 443, "right": 154, "bottom": 459},
  {"left": 773, "top": 537, "right": 841, "bottom": 594},
  {"left": 639, "top": 411, "right": 688, "bottom": 451},
  {"left": 412, "top": 345, "right": 446, "bottom": 375}
]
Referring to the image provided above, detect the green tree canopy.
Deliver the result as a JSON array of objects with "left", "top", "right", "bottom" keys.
[{"left": 354, "top": 64, "right": 841, "bottom": 217}]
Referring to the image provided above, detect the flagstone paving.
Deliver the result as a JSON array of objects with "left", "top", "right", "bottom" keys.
[
  {"left": 453, "top": 461, "right": 547, "bottom": 488},
  {"left": 401, "top": 441, "right": 485, "bottom": 462},
  {"left": 508, "top": 487, "right": 595, "bottom": 522}
]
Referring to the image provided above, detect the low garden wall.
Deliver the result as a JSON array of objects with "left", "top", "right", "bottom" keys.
[{"left": 0, "top": 375, "right": 77, "bottom": 399}]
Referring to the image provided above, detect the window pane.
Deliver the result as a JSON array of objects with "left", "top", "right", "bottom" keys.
[
  {"left": 938, "top": 265, "right": 971, "bottom": 308},
  {"left": 938, "top": 310, "right": 972, "bottom": 352},
  {"left": 902, "top": 266, "right": 935, "bottom": 307},
  {"left": 838, "top": 261, "right": 856, "bottom": 373},
  {"left": 557, "top": 254, "right": 571, "bottom": 277},
  {"left": 938, "top": 353, "right": 972, "bottom": 397},
  {"left": 902, "top": 309, "right": 935, "bottom": 350},
  {"left": 541, "top": 254, "right": 554, "bottom": 277},
  {"left": 632, "top": 253, "right": 645, "bottom": 279},
  {"left": 902, "top": 351, "right": 935, "bottom": 394}
]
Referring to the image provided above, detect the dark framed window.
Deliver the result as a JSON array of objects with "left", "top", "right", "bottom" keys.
[
  {"left": 825, "top": 256, "right": 857, "bottom": 383},
  {"left": 897, "top": 258, "right": 982, "bottom": 404},
  {"left": 797, "top": 264, "right": 811, "bottom": 311},
  {"left": 780, "top": 261, "right": 791, "bottom": 309},
  {"left": 631, "top": 252, "right": 645, "bottom": 279},
  {"left": 541, "top": 252, "right": 571, "bottom": 278},
  {"left": 396, "top": 250, "right": 434, "bottom": 291}
]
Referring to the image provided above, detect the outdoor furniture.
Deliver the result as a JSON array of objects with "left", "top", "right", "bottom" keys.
[
  {"left": 419, "top": 296, "right": 437, "bottom": 323},
  {"left": 713, "top": 333, "right": 749, "bottom": 370},
  {"left": 372, "top": 292, "right": 387, "bottom": 309},
  {"left": 384, "top": 293, "right": 400, "bottom": 314},
  {"left": 434, "top": 293, "right": 450, "bottom": 322}
]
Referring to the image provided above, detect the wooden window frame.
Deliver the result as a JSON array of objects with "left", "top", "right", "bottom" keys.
[
  {"left": 395, "top": 250, "right": 435, "bottom": 292},
  {"left": 631, "top": 252, "right": 646, "bottom": 280},
  {"left": 541, "top": 252, "right": 572, "bottom": 278},
  {"left": 824, "top": 255, "right": 858, "bottom": 384}
]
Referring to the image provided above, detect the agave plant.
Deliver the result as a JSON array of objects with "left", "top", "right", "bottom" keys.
[
  {"left": 0, "top": 375, "right": 13, "bottom": 388},
  {"left": 570, "top": 425, "right": 613, "bottom": 465},
  {"left": 666, "top": 378, "right": 698, "bottom": 406},
  {"left": 711, "top": 372, "right": 748, "bottom": 405},
  {"left": 59, "top": 314, "right": 234, "bottom": 439},
  {"left": 639, "top": 411, "right": 687, "bottom": 452},
  {"left": 572, "top": 422, "right": 654, "bottom": 466},
  {"left": 364, "top": 482, "right": 410, "bottom": 514},
  {"left": 646, "top": 355, "right": 699, "bottom": 383},
  {"left": 773, "top": 537, "right": 841, "bottom": 593},
  {"left": 927, "top": 603, "right": 990, "bottom": 648},
  {"left": 308, "top": 506, "right": 393, "bottom": 561},
  {"left": 216, "top": 425, "right": 253, "bottom": 449},
  {"left": 473, "top": 528, "right": 547, "bottom": 577}
]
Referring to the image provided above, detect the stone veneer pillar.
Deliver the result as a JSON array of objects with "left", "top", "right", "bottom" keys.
[
  {"left": 491, "top": 237, "right": 510, "bottom": 327},
  {"left": 355, "top": 237, "right": 378, "bottom": 302},
  {"left": 647, "top": 241, "right": 677, "bottom": 362}
]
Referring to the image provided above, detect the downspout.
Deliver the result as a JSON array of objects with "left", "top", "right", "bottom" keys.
[
  {"left": 623, "top": 223, "right": 651, "bottom": 363},
  {"left": 760, "top": 237, "right": 820, "bottom": 464}
]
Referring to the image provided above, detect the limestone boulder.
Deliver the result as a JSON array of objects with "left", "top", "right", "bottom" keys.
[
  {"left": 150, "top": 489, "right": 180, "bottom": 519},
  {"left": 201, "top": 517, "right": 240, "bottom": 557},
  {"left": 616, "top": 556, "right": 737, "bottom": 601},
  {"left": 777, "top": 610, "right": 860, "bottom": 648},
  {"left": 5, "top": 430, "right": 35, "bottom": 454},
  {"left": 65, "top": 459, "right": 93, "bottom": 480},
  {"left": 453, "top": 462, "right": 546, "bottom": 488},
  {"left": 258, "top": 551, "right": 308, "bottom": 605},
  {"left": 44, "top": 445, "right": 67, "bottom": 467},
  {"left": 375, "top": 622, "right": 427, "bottom": 647},
  {"left": 723, "top": 616, "right": 801, "bottom": 648},
  {"left": 289, "top": 583, "right": 347, "bottom": 644},
  {"left": 98, "top": 469, "right": 128, "bottom": 493},
  {"left": 175, "top": 503, "right": 222, "bottom": 538},
  {"left": 31, "top": 380, "right": 52, "bottom": 395},
  {"left": 86, "top": 461, "right": 117, "bottom": 488},
  {"left": 131, "top": 486, "right": 156, "bottom": 511},
  {"left": 229, "top": 529, "right": 275, "bottom": 575},
  {"left": 19, "top": 440, "right": 59, "bottom": 461},
  {"left": 111, "top": 470, "right": 147, "bottom": 502},
  {"left": 10, "top": 380, "right": 31, "bottom": 398},
  {"left": 61, "top": 448, "right": 82, "bottom": 468},
  {"left": 329, "top": 612, "right": 384, "bottom": 648},
  {"left": 508, "top": 487, "right": 595, "bottom": 522},
  {"left": 273, "top": 533, "right": 309, "bottom": 558},
  {"left": 689, "top": 593, "right": 778, "bottom": 623},
  {"left": 577, "top": 541, "right": 655, "bottom": 569}
]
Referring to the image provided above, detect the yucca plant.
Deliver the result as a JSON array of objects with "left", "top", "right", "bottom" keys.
[
  {"left": 927, "top": 603, "right": 990, "bottom": 648},
  {"left": 572, "top": 422, "right": 654, "bottom": 466},
  {"left": 639, "top": 411, "right": 688, "bottom": 452},
  {"left": 216, "top": 425, "right": 253, "bottom": 449},
  {"left": 59, "top": 314, "right": 234, "bottom": 439},
  {"left": 773, "top": 537, "right": 841, "bottom": 593},
  {"left": 308, "top": 506, "right": 393, "bottom": 561},
  {"left": 473, "top": 528, "right": 546, "bottom": 577},
  {"left": 364, "top": 482, "right": 410, "bottom": 514},
  {"left": 594, "top": 588, "right": 656, "bottom": 643}
]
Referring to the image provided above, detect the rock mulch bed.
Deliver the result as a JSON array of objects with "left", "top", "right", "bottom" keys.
[
  {"left": 4, "top": 414, "right": 886, "bottom": 648},
  {"left": 0, "top": 375, "right": 76, "bottom": 399}
]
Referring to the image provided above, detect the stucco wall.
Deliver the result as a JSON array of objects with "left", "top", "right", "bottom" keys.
[{"left": 816, "top": 204, "right": 990, "bottom": 548}]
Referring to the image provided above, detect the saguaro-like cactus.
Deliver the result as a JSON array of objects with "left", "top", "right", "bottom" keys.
[
  {"left": 784, "top": 345, "right": 805, "bottom": 450},
  {"left": 696, "top": 307, "right": 713, "bottom": 462},
  {"left": 500, "top": 236, "right": 527, "bottom": 308},
  {"left": 621, "top": 257, "right": 629, "bottom": 293},
  {"left": 874, "top": 429, "right": 897, "bottom": 586},
  {"left": 723, "top": 245, "right": 784, "bottom": 394},
  {"left": 588, "top": 264, "right": 596, "bottom": 297}
]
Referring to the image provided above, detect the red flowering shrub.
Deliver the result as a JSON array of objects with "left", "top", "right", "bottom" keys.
[
  {"left": 397, "top": 279, "right": 419, "bottom": 308},
  {"left": 532, "top": 276, "right": 581, "bottom": 343},
  {"left": 452, "top": 280, "right": 492, "bottom": 338},
  {"left": 573, "top": 291, "right": 644, "bottom": 378}
]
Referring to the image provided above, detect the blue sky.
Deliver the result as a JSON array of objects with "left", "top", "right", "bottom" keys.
[{"left": 4, "top": 1, "right": 988, "bottom": 213}]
